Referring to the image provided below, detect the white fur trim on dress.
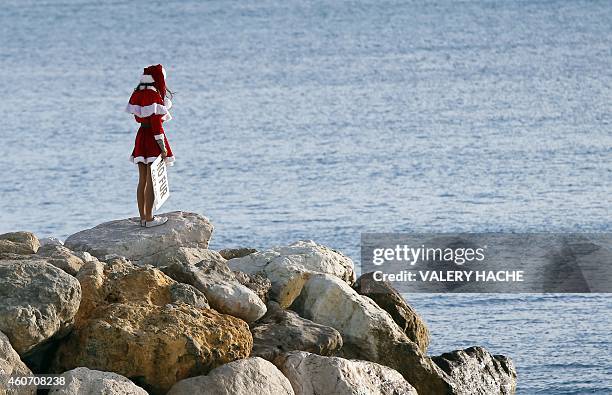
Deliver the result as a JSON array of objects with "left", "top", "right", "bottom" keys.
[
  {"left": 163, "top": 97, "right": 172, "bottom": 110},
  {"left": 130, "top": 155, "right": 175, "bottom": 166},
  {"left": 125, "top": 102, "right": 170, "bottom": 118},
  {"left": 140, "top": 74, "right": 154, "bottom": 83},
  {"left": 154, "top": 133, "right": 164, "bottom": 141}
]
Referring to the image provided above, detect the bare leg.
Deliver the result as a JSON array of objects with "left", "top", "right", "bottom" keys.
[
  {"left": 137, "top": 163, "right": 147, "bottom": 221},
  {"left": 145, "top": 163, "right": 155, "bottom": 221}
]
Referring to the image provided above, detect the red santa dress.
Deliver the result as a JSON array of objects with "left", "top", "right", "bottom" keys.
[{"left": 125, "top": 64, "right": 175, "bottom": 166}]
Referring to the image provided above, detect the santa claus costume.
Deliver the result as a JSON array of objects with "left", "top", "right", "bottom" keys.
[{"left": 126, "top": 64, "right": 175, "bottom": 166}]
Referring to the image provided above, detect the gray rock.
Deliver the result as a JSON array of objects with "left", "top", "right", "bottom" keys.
[
  {"left": 275, "top": 351, "right": 418, "bottom": 395},
  {"left": 167, "top": 357, "right": 294, "bottom": 395},
  {"left": 0, "top": 259, "right": 81, "bottom": 355},
  {"left": 64, "top": 211, "right": 213, "bottom": 265},
  {"left": 228, "top": 240, "right": 356, "bottom": 308},
  {"left": 251, "top": 302, "right": 342, "bottom": 361},
  {"left": 161, "top": 252, "right": 266, "bottom": 322},
  {"left": 0, "top": 232, "right": 40, "bottom": 255},
  {"left": 354, "top": 272, "right": 430, "bottom": 352},
  {"left": 291, "top": 273, "right": 455, "bottom": 395},
  {"left": 148, "top": 246, "right": 219, "bottom": 268},
  {"left": 218, "top": 247, "right": 257, "bottom": 260},
  {"left": 48, "top": 367, "right": 147, "bottom": 395},
  {"left": 0, "top": 331, "right": 36, "bottom": 395},
  {"left": 36, "top": 245, "right": 85, "bottom": 276},
  {"left": 433, "top": 346, "right": 517, "bottom": 395},
  {"left": 169, "top": 283, "right": 210, "bottom": 309},
  {"left": 233, "top": 270, "right": 272, "bottom": 303}
]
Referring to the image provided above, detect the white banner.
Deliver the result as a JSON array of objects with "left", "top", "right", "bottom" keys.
[{"left": 151, "top": 155, "right": 169, "bottom": 211}]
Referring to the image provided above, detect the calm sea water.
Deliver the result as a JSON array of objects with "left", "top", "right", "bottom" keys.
[{"left": 1, "top": 1, "right": 611, "bottom": 393}]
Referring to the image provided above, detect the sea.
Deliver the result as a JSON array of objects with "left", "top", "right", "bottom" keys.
[{"left": 1, "top": 1, "right": 610, "bottom": 393}]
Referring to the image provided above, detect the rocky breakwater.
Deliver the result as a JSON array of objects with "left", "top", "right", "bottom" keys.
[{"left": 0, "top": 212, "right": 517, "bottom": 394}]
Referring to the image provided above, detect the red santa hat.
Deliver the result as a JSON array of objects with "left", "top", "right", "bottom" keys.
[{"left": 140, "top": 64, "right": 167, "bottom": 99}]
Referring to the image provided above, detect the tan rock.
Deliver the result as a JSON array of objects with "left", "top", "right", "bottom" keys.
[
  {"left": 74, "top": 259, "right": 208, "bottom": 327},
  {"left": 0, "top": 232, "right": 40, "bottom": 255},
  {"left": 53, "top": 303, "right": 253, "bottom": 395}
]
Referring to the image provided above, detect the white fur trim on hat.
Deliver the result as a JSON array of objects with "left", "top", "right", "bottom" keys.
[{"left": 140, "top": 74, "right": 154, "bottom": 83}]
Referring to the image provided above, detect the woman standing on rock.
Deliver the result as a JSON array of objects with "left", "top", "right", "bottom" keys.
[{"left": 125, "top": 64, "right": 174, "bottom": 228}]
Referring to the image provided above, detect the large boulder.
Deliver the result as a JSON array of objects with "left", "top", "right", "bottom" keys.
[
  {"left": 48, "top": 367, "right": 147, "bottom": 395},
  {"left": 275, "top": 351, "right": 417, "bottom": 395},
  {"left": 251, "top": 302, "right": 342, "bottom": 361},
  {"left": 433, "top": 347, "right": 517, "bottom": 395},
  {"left": 0, "top": 232, "right": 39, "bottom": 255},
  {"left": 354, "top": 272, "right": 430, "bottom": 352},
  {"left": 53, "top": 303, "right": 253, "bottom": 395},
  {"left": 228, "top": 240, "right": 356, "bottom": 308},
  {"left": 74, "top": 259, "right": 208, "bottom": 327},
  {"left": 0, "top": 259, "right": 81, "bottom": 355},
  {"left": 167, "top": 357, "right": 294, "bottom": 395},
  {"left": 36, "top": 244, "right": 85, "bottom": 276},
  {"left": 64, "top": 211, "right": 213, "bottom": 265},
  {"left": 291, "top": 273, "right": 455, "bottom": 394},
  {"left": 0, "top": 331, "right": 36, "bottom": 395},
  {"left": 161, "top": 251, "right": 266, "bottom": 323}
]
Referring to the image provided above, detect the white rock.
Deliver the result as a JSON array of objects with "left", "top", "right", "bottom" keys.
[
  {"left": 167, "top": 357, "right": 294, "bottom": 395},
  {"left": 292, "top": 273, "right": 455, "bottom": 394},
  {"left": 38, "top": 237, "right": 64, "bottom": 247},
  {"left": 161, "top": 251, "right": 266, "bottom": 322},
  {"left": 0, "top": 260, "right": 81, "bottom": 355},
  {"left": 64, "top": 211, "right": 213, "bottom": 265},
  {"left": 228, "top": 240, "right": 355, "bottom": 307},
  {"left": 72, "top": 251, "right": 96, "bottom": 263},
  {"left": 276, "top": 351, "right": 417, "bottom": 395},
  {"left": 48, "top": 367, "right": 147, "bottom": 395},
  {"left": 0, "top": 331, "right": 36, "bottom": 395}
]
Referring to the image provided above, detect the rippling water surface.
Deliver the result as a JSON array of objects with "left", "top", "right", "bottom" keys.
[{"left": 1, "top": 1, "right": 611, "bottom": 393}]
